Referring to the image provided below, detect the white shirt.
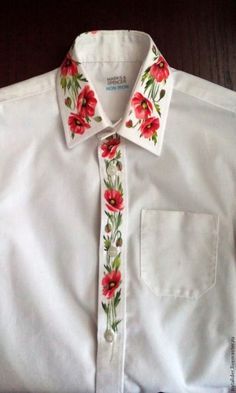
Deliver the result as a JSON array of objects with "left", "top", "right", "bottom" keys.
[{"left": 0, "top": 29, "right": 235, "bottom": 393}]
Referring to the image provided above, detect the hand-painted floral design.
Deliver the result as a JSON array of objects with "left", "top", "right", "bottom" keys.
[
  {"left": 140, "top": 116, "right": 160, "bottom": 138},
  {"left": 125, "top": 45, "right": 169, "bottom": 147},
  {"left": 76, "top": 85, "right": 97, "bottom": 117},
  {"left": 150, "top": 55, "right": 169, "bottom": 82},
  {"left": 100, "top": 133, "right": 124, "bottom": 334},
  {"left": 60, "top": 53, "right": 78, "bottom": 77},
  {"left": 104, "top": 189, "right": 124, "bottom": 212},
  {"left": 60, "top": 51, "right": 102, "bottom": 139},
  {"left": 101, "top": 137, "right": 120, "bottom": 159},
  {"left": 102, "top": 270, "right": 121, "bottom": 299},
  {"left": 68, "top": 113, "right": 91, "bottom": 135},
  {"left": 131, "top": 92, "right": 153, "bottom": 119}
]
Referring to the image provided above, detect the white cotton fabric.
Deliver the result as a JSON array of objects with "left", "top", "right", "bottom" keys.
[{"left": 0, "top": 29, "right": 235, "bottom": 393}]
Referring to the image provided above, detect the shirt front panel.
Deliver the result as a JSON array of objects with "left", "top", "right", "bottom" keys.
[
  {"left": 0, "top": 79, "right": 100, "bottom": 392},
  {"left": 123, "top": 72, "right": 236, "bottom": 392}
]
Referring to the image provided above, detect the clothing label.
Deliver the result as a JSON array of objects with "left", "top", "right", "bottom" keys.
[{"left": 106, "top": 75, "right": 129, "bottom": 91}]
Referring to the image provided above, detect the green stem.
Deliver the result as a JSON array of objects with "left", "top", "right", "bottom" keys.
[
  {"left": 108, "top": 302, "right": 112, "bottom": 328},
  {"left": 132, "top": 120, "right": 140, "bottom": 128},
  {"left": 111, "top": 298, "right": 115, "bottom": 326},
  {"left": 113, "top": 298, "right": 117, "bottom": 318}
]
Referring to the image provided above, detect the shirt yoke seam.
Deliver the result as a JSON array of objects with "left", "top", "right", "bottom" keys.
[
  {"left": 0, "top": 86, "right": 55, "bottom": 105},
  {"left": 173, "top": 86, "right": 236, "bottom": 115}
]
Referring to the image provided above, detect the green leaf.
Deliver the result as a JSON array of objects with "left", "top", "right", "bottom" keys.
[
  {"left": 117, "top": 182, "right": 123, "bottom": 194},
  {"left": 104, "top": 239, "right": 111, "bottom": 251},
  {"left": 94, "top": 116, "right": 102, "bottom": 122},
  {"left": 74, "top": 79, "right": 80, "bottom": 89},
  {"left": 152, "top": 132, "right": 158, "bottom": 145},
  {"left": 141, "top": 71, "right": 149, "bottom": 83},
  {"left": 115, "top": 150, "right": 121, "bottom": 160},
  {"left": 102, "top": 302, "right": 108, "bottom": 313},
  {"left": 116, "top": 212, "right": 122, "bottom": 230},
  {"left": 111, "top": 319, "right": 122, "bottom": 332},
  {"left": 152, "top": 45, "right": 157, "bottom": 55},
  {"left": 105, "top": 211, "right": 112, "bottom": 219},
  {"left": 144, "top": 77, "right": 154, "bottom": 93},
  {"left": 112, "top": 253, "right": 121, "bottom": 271},
  {"left": 114, "top": 289, "right": 121, "bottom": 308},
  {"left": 154, "top": 102, "right": 161, "bottom": 116},
  {"left": 77, "top": 74, "right": 88, "bottom": 83},
  {"left": 60, "top": 77, "right": 67, "bottom": 91},
  {"left": 104, "top": 179, "right": 113, "bottom": 189},
  {"left": 104, "top": 264, "right": 112, "bottom": 273}
]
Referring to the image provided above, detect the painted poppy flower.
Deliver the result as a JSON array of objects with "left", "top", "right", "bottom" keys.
[
  {"left": 76, "top": 85, "right": 97, "bottom": 118},
  {"left": 140, "top": 117, "right": 160, "bottom": 138},
  {"left": 150, "top": 56, "right": 169, "bottom": 82},
  {"left": 101, "top": 136, "right": 120, "bottom": 159},
  {"left": 68, "top": 113, "right": 90, "bottom": 135},
  {"left": 102, "top": 270, "right": 121, "bottom": 299},
  {"left": 104, "top": 189, "right": 124, "bottom": 212},
  {"left": 60, "top": 53, "right": 78, "bottom": 77},
  {"left": 131, "top": 92, "right": 153, "bottom": 119}
]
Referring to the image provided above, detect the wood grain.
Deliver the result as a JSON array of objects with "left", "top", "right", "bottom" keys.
[{"left": 0, "top": 0, "right": 236, "bottom": 90}]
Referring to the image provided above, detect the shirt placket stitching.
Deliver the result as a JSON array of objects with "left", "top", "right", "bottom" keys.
[{"left": 96, "top": 132, "right": 127, "bottom": 393}]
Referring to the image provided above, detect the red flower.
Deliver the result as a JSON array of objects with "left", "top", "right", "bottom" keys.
[
  {"left": 68, "top": 113, "right": 91, "bottom": 135},
  {"left": 61, "top": 53, "right": 78, "bottom": 77},
  {"left": 77, "top": 85, "right": 97, "bottom": 118},
  {"left": 101, "top": 137, "right": 120, "bottom": 159},
  {"left": 140, "top": 117, "right": 160, "bottom": 138},
  {"left": 150, "top": 56, "right": 169, "bottom": 82},
  {"left": 102, "top": 270, "right": 121, "bottom": 299},
  {"left": 104, "top": 189, "right": 124, "bottom": 212},
  {"left": 131, "top": 92, "right": 153, "bottom": 119}
]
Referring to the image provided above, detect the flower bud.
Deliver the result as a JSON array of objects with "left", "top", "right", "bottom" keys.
[
  {"left": 116, "top": 161, "right": 122, "bottom": 171},
  {"left": 116, "top": 237, "right": 123, "bottom": 247},
  {"left": 105, "top": 223, "right": 112, "bottom": 233},
  {"left": 65, "top": 97, "right": 72, "bottom": 108},
  {"left": 125, "top": 120, "right": 133, "bottom": 128}
]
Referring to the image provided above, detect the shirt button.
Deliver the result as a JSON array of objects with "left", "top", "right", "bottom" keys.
[
  {"left": 104, "top": 329, "right": 114, "bottom": 343},
  {"left": 107, "top": 245, "right": 118, "bottom": 257}
]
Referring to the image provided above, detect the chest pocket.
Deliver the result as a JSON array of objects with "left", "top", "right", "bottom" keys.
[{"left": 140, "top": 209, "right": 219, "bottom": 300}]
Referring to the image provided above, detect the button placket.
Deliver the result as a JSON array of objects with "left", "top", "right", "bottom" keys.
[{"left": 95, "top": 132, "right": 128, "bottom": 393}]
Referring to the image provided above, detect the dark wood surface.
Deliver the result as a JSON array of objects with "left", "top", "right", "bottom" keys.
[{"left": 0, "top": 0, "right": 236, "bottom": 91}]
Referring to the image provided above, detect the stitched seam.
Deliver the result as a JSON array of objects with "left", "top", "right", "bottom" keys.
[{"left": 0, "top": 86, "right": 55, "bottom": 105}]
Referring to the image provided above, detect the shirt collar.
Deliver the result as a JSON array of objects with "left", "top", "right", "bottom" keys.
[{"left": 56, "top": 30, "right": 173, "bottom": 157}]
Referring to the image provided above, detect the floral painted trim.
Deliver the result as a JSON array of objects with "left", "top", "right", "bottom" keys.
[
  {"left": 59, "top": 52, "right": 102, "bottom": 139},
  {"left": 125, "top": 45, "right": 170, "bottom": 146},
  {"left": 99, "top": 134, "right": 124, "bottom": 335}
]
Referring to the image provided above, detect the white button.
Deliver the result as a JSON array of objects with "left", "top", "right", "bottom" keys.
[
  {"left": 107, "top": 162, "right": 118, "bottom": 176},
  {"left": 104, "top": 329, "right": 115, "bottom": 343},
  {"left": 107, "top": 245, "right": 118, "bottom": 257}
]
